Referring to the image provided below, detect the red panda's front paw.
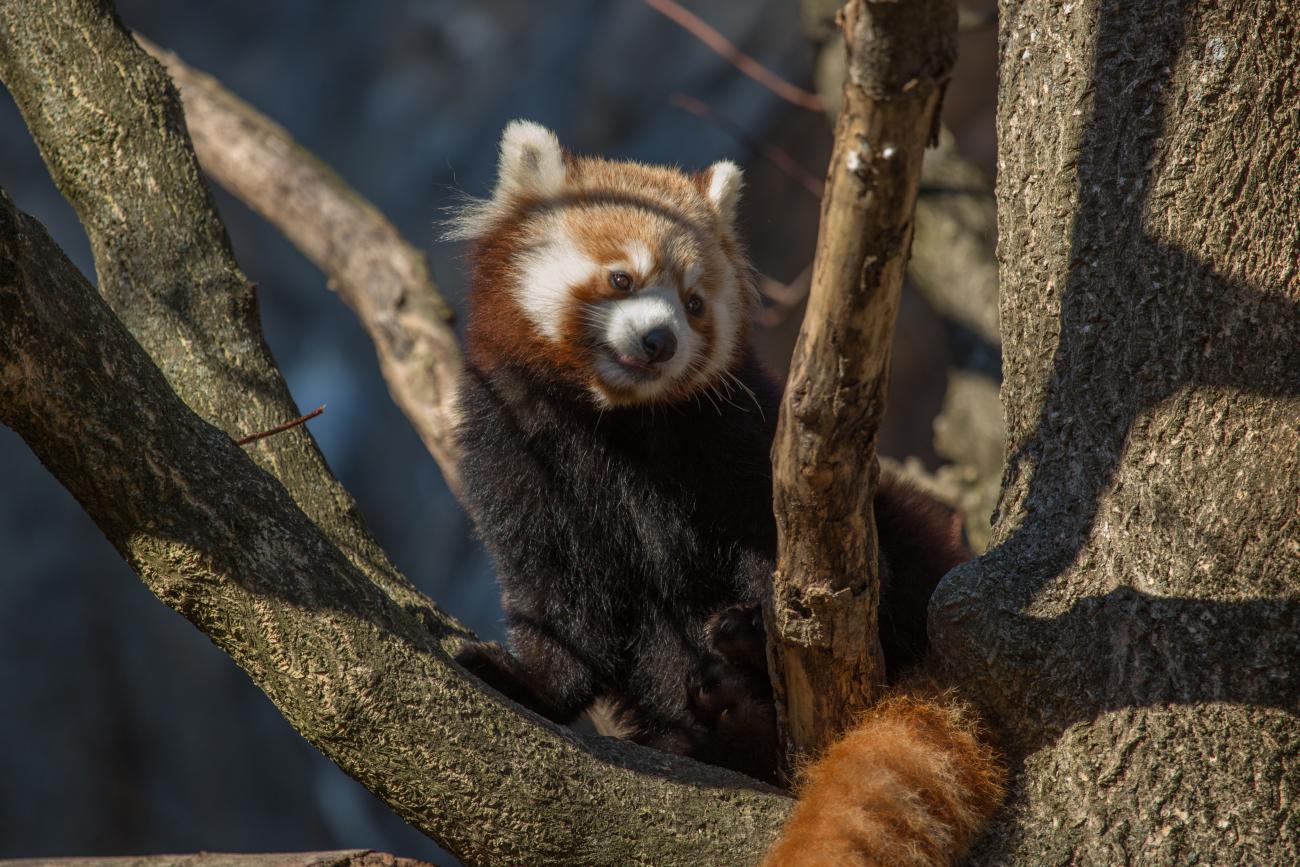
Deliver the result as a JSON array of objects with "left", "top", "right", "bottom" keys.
[
  {"left": 704, "top": 603, "right": 768, "bottom": 675},
  {"left": 688, "top": 656, "right": 778, "bottom": 782}
]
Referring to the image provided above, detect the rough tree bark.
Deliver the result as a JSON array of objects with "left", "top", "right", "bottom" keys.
[
  {"left": 767, "top": 0, "right": 956, "bottom": 763},
  {"left": 933, "top": 0, "right": 1300, "bottom": 862},
  {"left": 0, "top": 2, "right": 793, "bottom": 865},
  {"left": 2, "top": 854, "right": 437, "bottom": 867},
  {"left": 137, "top": 37, "right": 465, "bottom": 496},
  {"left": 803, "top": 0, "right": 1006, "bottom": 553},
  {"left": 0, "top": 186, "right": 791, "bottom": 864}
]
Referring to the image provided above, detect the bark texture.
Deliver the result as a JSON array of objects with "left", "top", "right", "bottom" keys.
[
  {"left": 0, "top": 2, "right": 796, "bottom": 863},
  {"left": 0, "top": 0, "right": 435, "bottom": 619},
  {"left": 139, "top": 38, "right": 465, "bottom": 496},
  {"left": 1, "top": 853, "right": 438, "bottom": 867},
  {"left": 803, "top": 0, "right": 1006, "bottom": 553},
  {"left": 0, "top": 188, "right": 791, "bottom": 865},
  {"left": 933, "top": 0, "right": 1300, "bottom": 862},
  {"left": 768, "top": 0, "right": 957, "bottom": 763}
]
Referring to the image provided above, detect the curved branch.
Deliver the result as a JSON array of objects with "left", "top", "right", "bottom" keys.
[
  {"left": 0, "top": 0, "right": 432, "bottom": 616},
  {"left": 0, "top": 852, "right": 439, "bottom": 867},
  {"left": 767, "top": 0, "right": 957, "bottom": 764},
  {"left": 0, "top": 188, "right": 791, "bottom": 866},
  {"left": 138, "top": 37, "right": 464, "bottom": 496}
]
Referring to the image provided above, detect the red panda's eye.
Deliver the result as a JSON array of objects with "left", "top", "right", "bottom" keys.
[
  {"left": 609, "top": 271, "right": 634, "bottom": 292},
  {"left": 686, "top": 294, "right": 704, "bottom": 316}
]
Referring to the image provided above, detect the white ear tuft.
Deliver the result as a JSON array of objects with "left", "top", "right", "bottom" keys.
[
  {"left": 443, "top": 121, "right": 568, "bottom": 241},
  {"left": 703, "top": 160, "right": 743, "bottom": 225},
  {"left": 495, "top": 120, "right": 567, "bottom": 202}
]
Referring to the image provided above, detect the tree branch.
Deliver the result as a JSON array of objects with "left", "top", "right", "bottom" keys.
[
  {"left": 767, "top": 0, "right": 957, "bottom": 764},
  {"left": 802, "top": 0, "right": 1006, "bottom": 553},
  {"left": 912, "top": 131, "right": 1004, "bottom": 553},
  {"left": 0, "top": 0, "right": 434, "bottom": 618},
  {"left": 0, "top": 187, "right": 791, "bottom": 866},
  {"left": 0, "top": 852, "right": 440, "bottom": 867},
  {"left": 644, "top": 0, "right": 824, "bottom": 112},
  {"left": 138, "top": 36, "right": 464, "bottom": 497}
]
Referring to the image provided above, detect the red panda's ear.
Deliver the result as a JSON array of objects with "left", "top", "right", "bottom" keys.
[
  {"left": 494, "top": 120, "right": 567, "bottom": 203},
  {"left": 701, "top": 160, "right": 743, "bottom": 228}
]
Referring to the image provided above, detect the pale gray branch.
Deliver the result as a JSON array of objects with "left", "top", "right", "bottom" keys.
[
  {"left": 0, "top": 0, "right": 433, "bottom": 616},
  {"left": 139, "top": 37, "right": 464, "bottom": 496}
]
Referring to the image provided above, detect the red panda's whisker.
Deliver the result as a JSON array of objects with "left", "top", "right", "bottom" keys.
[{"left": 723, "top": 370, "right": 765, "bottom": 420}]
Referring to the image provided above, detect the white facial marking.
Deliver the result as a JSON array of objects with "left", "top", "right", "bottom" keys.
[
  {"left": 515, "top": 224, "right": 598, "bottom": 340},
  {"left": 626, "top": 242, "right": 654, "bottom": 278},
  {"left": 593, "top": 286, "right": 695, "bottom": 398}
]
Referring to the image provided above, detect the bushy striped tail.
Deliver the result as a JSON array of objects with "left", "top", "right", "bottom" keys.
[{"left": 762, "top": 693, "right": 1004, "bottom": 867}]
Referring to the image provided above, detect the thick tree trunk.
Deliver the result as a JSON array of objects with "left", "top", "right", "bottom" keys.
[{"left": 932, "top": 0, "right": 1300, "bottom": 862}]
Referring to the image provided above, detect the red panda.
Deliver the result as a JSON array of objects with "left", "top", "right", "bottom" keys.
[{"left": 449, "top": 120, "right": 1003, "bottom": 865}]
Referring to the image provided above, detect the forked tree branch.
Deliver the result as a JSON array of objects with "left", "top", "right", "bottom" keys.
[
  {"left": 0, "top": 187, "right": 790, "bottom": 865},
  {"left": 139, "top": 36, "right": 465, "bottom": 497},
  {"left": 0, "top": 0, "right": 437, "bottom": 620},
  {"left": 766, "top": 0, "right": 957, "bottom": 765},
  {"left": 0, "top": 2, "right": 794, "bottom": 863}
]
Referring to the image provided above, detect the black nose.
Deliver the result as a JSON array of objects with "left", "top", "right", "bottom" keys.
[{"left": 640, "top": 328, "right": 677, "bottom": 364}]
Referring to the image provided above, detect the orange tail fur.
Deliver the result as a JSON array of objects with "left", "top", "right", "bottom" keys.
[{"left": 761, "top": 693, "right": 1004, "bottom": 867}]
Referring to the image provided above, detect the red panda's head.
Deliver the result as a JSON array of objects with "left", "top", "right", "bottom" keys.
[{"left": 449, "top": 121, "right": 754, "bottom": 406}]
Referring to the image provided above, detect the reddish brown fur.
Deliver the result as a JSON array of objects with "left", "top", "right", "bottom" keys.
[
  {"left": 460, "top": 129, "right": 1004, "bottom": 861},
  {"left": 762, "top": 689, "right": 1004, "bottom": 867},
  {"left": 464, "top": 156, "right": 751, "bottom": 404}
]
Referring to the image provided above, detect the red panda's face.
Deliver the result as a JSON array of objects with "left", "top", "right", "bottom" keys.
[{"left": 451, "top": 121, "right": 753, "bottom": 407}]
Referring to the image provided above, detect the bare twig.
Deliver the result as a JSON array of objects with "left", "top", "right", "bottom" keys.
[
  {"left": 766, "top": 0, "right": 957, "bottom": 768},
  {"left": 755, "top": 268, "right": 813, "bottom": 328},
  {"left": 644, "top": 0, "right": 824, "bottom": 112},
  {"left": 671, "top": 92, "right": 824, "bottom": 199},
  {"left": 138, "top": 36, "right": 465, "bottom": 498},
  {"left": 236, "top": 405, "right": 326, "bottom": 446}
]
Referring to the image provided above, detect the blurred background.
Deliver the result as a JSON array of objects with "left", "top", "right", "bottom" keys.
[{"left": 0, "top": 0, "right": 996, "bottom": 861}]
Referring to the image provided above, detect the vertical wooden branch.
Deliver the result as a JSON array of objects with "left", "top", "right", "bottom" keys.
[{"left": 767, "top": 0, "right": 956, "bottom": 765}]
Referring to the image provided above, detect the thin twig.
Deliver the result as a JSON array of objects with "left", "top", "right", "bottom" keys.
[
  {"left": 236, "top": 405, "right": 325, "bottom": 446},
  {"left": 755, "top": 268, "right": 814, "bottom": 328},
  {"left": 671, "top": 93, "right": 824, "bottom": 200},
  {"left": 645, "top": 0, "right": 824, "bottom": 112}
]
